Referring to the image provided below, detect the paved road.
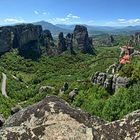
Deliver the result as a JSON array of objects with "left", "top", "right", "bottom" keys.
[{"left": 1, "top": 73, "right": 8, "bottom": 98}]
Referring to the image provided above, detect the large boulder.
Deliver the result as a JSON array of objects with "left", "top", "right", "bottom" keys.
[
  {"left": 0, "top": 96, "right": 140, "bottom": 139},
  {"left": 0, "top": 96, "right": 105, "bottom": 139},
  {"left": 114, "top": 76, "right": 131, "bottom": 91},
  {"left": 73, "top": 25, "right": 95, "bottom": 54},
  {"left": 0, "top": 26, "right": 14, "bottom": 55},
  {"left": 69, "top": 88, "right": 79, "bottom": 101}
]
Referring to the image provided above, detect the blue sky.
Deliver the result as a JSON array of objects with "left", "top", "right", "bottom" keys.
[{"left": 0, "top": 0, "right": 140, "bottom": 26}]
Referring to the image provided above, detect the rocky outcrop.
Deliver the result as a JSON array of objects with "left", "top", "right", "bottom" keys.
[
  {"left": 74, "top": 25, "right": 95, "bottom": 54},
  {"left": 0, "top": 24, "right": 42, "bottom": 59},
  {"left": 14, "top": 24, "right": 42, "bottom": 59},
  {"left": 0, "top": 24, "right": 96, "bottom": 57},
  {"left": 91, "top": 72, "right": 131, "bottom": 92},
  {"left": 0, "top": 26, "right": 14, "bottom": 55},
  {"left": 93, "top": 110, "right": 140, "bottom": 140},
  {"left": 40, "top": 30, "right": 57, "bottom": 55},
  {"left": 69, "top": 88, "right": 79, "bottom": 101},
  {"left": 65, "top": 33, "right": 75, "bottom": 54},
  {"left": 0, "top": 96, "right": 105, "bottom": 139},
  {"left": 59, "top": 82, "right": 69, "bottom": 95},
  {"left": 58, "top": 32, "right": 67, "bottom": 54},
  {"left": 0, "top": 96, "right": 140, "bottom": 139}
]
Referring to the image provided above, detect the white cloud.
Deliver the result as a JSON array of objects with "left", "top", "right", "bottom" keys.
[
  {"left": 118, "top": 19, "right": 125, "bottom": 22},
  {"left": 4, "top": 18, "right": 25, "bottom": 23},
  {"left": 49, "top": 13, "right": 80, "bottom": 24},
  {"left": 105, "top": 18, "right": 140, "bottom": 26},
  {"left": 67, "top": 13, "right": 80, "bottom": 19},
  {"left": 34, "top": 10, "right": 39, "bottom": 15}
]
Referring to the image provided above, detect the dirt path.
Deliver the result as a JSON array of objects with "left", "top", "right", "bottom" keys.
[{"left": 1, "top": 73, "right": 8, "bottom": 98}]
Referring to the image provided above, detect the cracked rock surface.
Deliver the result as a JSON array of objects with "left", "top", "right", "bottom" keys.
[{"left": 0, "top": 96, "right": 140, "bottom": 140}]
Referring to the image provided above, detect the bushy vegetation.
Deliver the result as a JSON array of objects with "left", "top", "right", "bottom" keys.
[{"left": 0, "top": 42, "right": 139, "bottom": 121}]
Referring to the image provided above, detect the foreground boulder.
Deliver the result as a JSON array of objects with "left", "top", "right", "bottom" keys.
[
  {"left": 0, "top": 96, "right": 104, "bottom": 140},
  {"left": 74, "top": 25, "right": 95, "bottom": 54},
  {"left": 0, "top": 96, "right": 140, "bottom": 139}
]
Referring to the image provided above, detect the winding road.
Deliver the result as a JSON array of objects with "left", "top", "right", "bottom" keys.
[{"left": 1, "top": 73, "right": 8, "bottom": 98}]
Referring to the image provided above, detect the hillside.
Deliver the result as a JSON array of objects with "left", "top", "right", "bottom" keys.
[
  {"left": 0, "top": 23, "right": 140, "bottom": 139},
  {"left": 0, "top": 44, "right": 140, "bottom": 122}
]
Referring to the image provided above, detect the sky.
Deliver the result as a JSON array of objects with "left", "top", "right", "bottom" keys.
[{"left": 0, "top": 0, "right": 140, "bottom": 26}]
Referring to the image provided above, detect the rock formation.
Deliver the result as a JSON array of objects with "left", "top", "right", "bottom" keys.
[
  {"left": 65, "top": 33, "right": 75, "bottom": 54},
  {"left": 73, "top": 25, "right": 95, "bottom": 54},
  {"left": 93, "top": 110, "right": 140, "bottom": 140},
  {"left": 0, "top": 24, "right": 97, "bottom": 57},
  {"left": 14, "top": 24, "right": 42, "bottom": 59},
  {"left": 0, "top": 24, "right": 42, "bottom": 59},
  {"left": 40, "top": 30, "right": 57, "bottom": 55},
  {"left": 0, "top": 26, "right": 14, "bottom": 55},
  {"left": 0, "top": 96, "right": 105, "bottom": 139},
  {"left": 91, "top": 72, "right": 131, "bottom": 92},
  {"left": 0, "top": 95, "right": 140, "bottom": 139},
  {"left": 69, "top": 88, "right": 79, "bottom": 101},
  {"left": 58, "top": 32, "right": 67, "bottom": 54}
]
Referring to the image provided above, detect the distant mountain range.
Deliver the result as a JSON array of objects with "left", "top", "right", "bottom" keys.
[
  {"left": 34, "top": 21, "right": 140, "bottom": 36},
  {"left": 34, "top": 21, "right": 72, "bottom": 36}
]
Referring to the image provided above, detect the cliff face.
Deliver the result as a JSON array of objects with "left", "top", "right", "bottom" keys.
[
  {"left": 74, "top": 25, "right": 95, "bottom": 54},
  {"left": 0, "top": 26, "right": 14, "bottom": 55},
  {"left": 14, "top": 24, "right": 42, "bottom": 59},
  {"left": 0, "top": 24, "right": 42, "bottom": 59},
  {"left": 0, "top": 24, "right": 96, "bottom": 58},
  {"left": 0, "top": 96, "right": 140, "bottom": 140}
]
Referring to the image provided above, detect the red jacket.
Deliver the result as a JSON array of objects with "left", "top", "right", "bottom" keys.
[{"left": 120, "top": 54, "right": 130, "bottom": 64}]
